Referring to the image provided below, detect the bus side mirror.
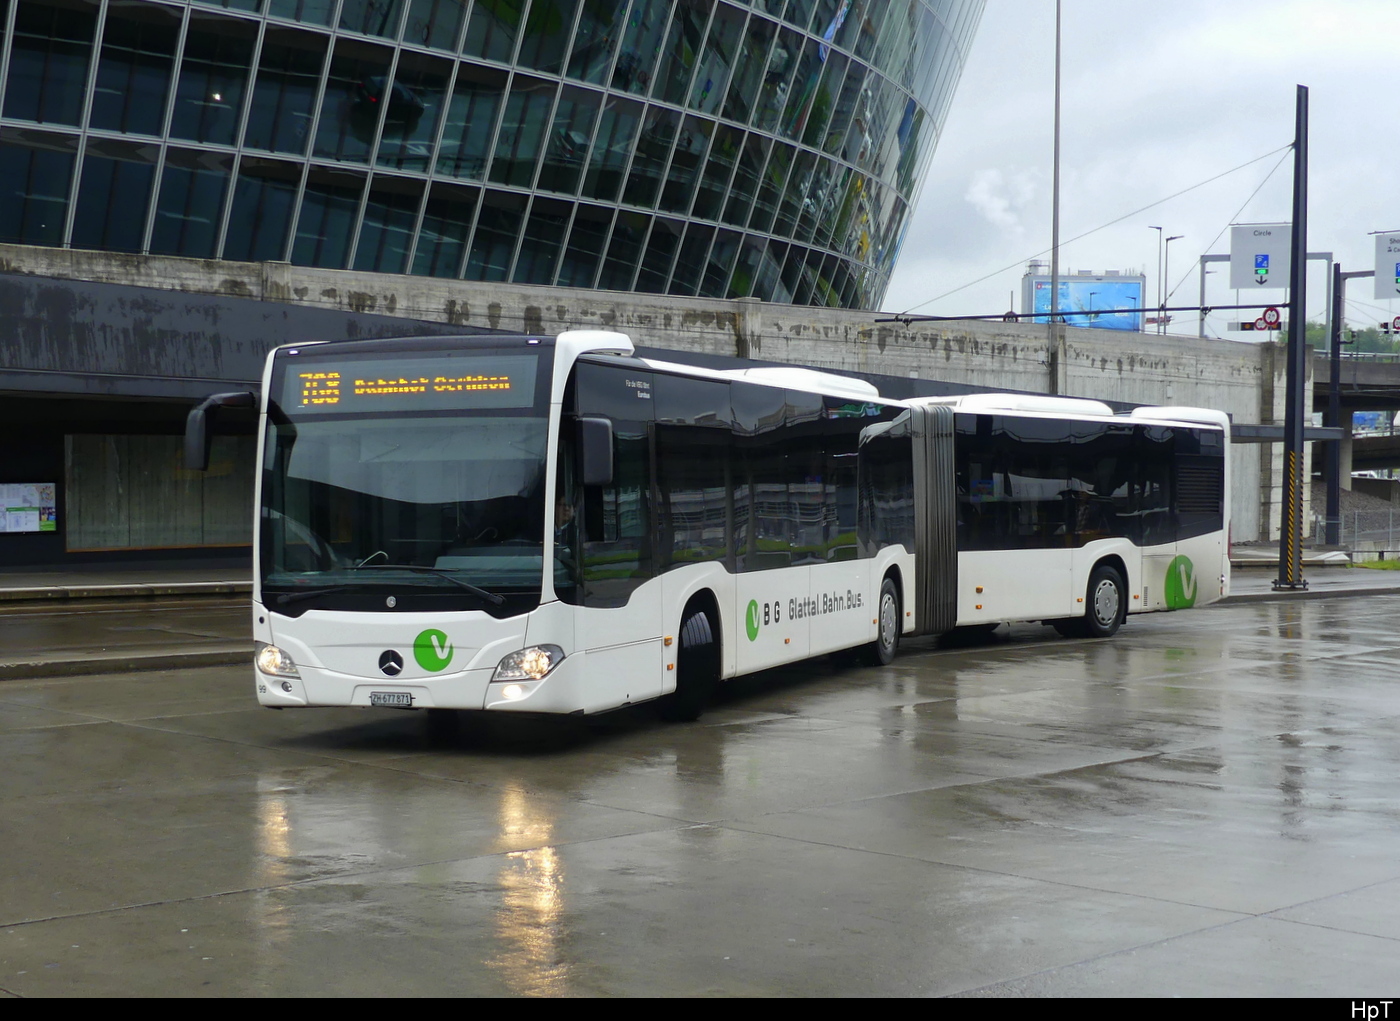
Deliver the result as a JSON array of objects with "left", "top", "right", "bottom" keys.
[
  {"left": 185, "top": 391, "right": 257, "bottom": 471},
  {"left": 579, "top": 416, "right": 614, "bottom": 487}
]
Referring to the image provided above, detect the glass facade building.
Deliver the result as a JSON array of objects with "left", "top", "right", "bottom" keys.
[{"left": 0, "top": 0, "right": 982, "bottom": 309}]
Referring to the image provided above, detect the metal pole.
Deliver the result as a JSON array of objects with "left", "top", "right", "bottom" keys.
[
  {"left": 1326, "top": 261, "right": 1342, "bottom": 545},
  {"left": 1274, "top": 84, "right": 1308, "bottom": 590},
  {"left": 1048, "top": 0, "right": 1062, "bottom": 389}
]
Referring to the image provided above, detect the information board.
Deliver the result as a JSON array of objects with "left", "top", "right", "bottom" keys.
[
  {"left": 0, "top": 483, "right": 57, "bottom": 533},
  {"left": 1375, "top": 232, "right": 1400, "bottom": 301},
  {"left": 277, "top": 353, "right": 539, "bottom": 414},
  {"left": 1230, "top": 223, "right": 1291, "bottom": 290}
]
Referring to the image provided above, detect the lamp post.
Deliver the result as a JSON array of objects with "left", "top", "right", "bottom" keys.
[
  {"left": 1163, "top": 234, "right": 1183, "bottom": 335},
  {"left": 1149, "top": 225, "right": 1164, "bottom": 332}
]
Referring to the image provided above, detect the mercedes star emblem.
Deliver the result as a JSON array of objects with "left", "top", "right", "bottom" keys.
[{"left": 379, "top": 650, "right": 404, "bottom": 676}]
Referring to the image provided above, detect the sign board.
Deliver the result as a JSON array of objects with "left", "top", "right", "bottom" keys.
[
  {"left": 1263, "top": 306, "right": 1281, "bottom": 327},
  {"left": 1376, "top": 232, "right": 1400, "bottom": 300},
  {"left": 1022, "top": 274, "right": 1146, "bottom": 331},
  {"left": 0, "top": 483, "right": 56, "bottom": 533},
  {"left": 1230, "top": 223, "right": 1291, "bottom": 290}
]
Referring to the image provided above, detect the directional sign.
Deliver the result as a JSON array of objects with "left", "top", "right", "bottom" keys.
[
  {"left": 1230, "top": 224, "right": 1291, "bottom": 290},
  {"left": 1263, "top": 306, "right": 1281, "bottom": 327},
  {"left": 1376, "top": 233, "right": 1400, "bottom": 300}
]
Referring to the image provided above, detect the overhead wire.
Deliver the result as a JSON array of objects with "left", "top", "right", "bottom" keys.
[{"left": 895, "top": 143, "right": 1294, "bottom": 318}]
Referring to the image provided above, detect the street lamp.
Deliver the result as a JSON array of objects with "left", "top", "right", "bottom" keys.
[
  {"left": 1149, "top": 225, "right": 1164, "bottom": 330},
  {"left": 1163, "top": 235, "right": 1184, "bottom": 334}
]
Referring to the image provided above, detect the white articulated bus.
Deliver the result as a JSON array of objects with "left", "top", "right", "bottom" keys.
[{"left": 185, "top": 330, "right": 1230, "bottom": 725}]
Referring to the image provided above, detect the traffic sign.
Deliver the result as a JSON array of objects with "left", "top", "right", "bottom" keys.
[
  {"left": 1263, "top": 306, "right": 1281, "bottom": 327},
  {"left": 1394, "top": 316, "right": 1400, "bottom": 332},
  {"left": 1231, "top": 224, "right": 1290, "bottom": 290},
  {"left": 1255, "top": 318, "right": 1268, "bottom": 331},
  {"left": 1376, "top": 233, "right": 1400, "bottom": 300}
]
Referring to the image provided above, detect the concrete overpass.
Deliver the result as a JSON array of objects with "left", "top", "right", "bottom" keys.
[{"left": 0, "top": 243, "right": 1323, "bottom": 555}]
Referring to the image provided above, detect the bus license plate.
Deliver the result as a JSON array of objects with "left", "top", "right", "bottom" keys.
[{"left": 370, "top": 691, "right": 413, "bottom": 708}]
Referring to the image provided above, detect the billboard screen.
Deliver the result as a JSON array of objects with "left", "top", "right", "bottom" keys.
[{"left": 1026, "top": 277, "right": 1145, "bottom": 331}]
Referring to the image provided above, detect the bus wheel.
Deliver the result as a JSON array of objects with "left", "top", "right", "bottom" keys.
[
  {"left": 1084, "top": 564, "right": 1126, "bottom": 638},
  {"left": 862, "top": 578, "right": 901, "bottom": 665},
  {"left": 660, "top": 607, "right": 719, "bottom": 722}
]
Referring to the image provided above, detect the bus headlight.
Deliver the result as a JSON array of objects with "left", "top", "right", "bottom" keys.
[
  {"left": 255, "top": 641, "right": 301, "bottom": 678},
  {"left": 493, "top": 645, "right": 564, "bottom": 682}
]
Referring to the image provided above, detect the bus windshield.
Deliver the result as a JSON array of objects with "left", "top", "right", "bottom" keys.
[{"left": 260, "top": 344, "right": 552, "bottom": 614}]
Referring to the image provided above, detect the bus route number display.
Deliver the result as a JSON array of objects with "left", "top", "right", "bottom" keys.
[{"left": 285, "top": 354, "right": 537, "bottom": 413}]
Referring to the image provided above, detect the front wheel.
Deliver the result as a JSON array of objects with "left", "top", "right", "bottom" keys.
[
  {"left": 659, "top": 607, "right": 719, "bottom": 722},
  {"left": 861, "top": 578, "right": 901, "bottom": 666},
  {"left": 1084, "top": 564, "right": 1126, "bottom": 638}
]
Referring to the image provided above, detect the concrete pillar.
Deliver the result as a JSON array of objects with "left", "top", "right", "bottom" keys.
[{"left": 1339, "top": 416, "right": 1353, "bottom": 491}]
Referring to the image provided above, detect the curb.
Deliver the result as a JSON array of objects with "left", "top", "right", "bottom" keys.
[
  {"left": 1221, "top": 583, "right": 1400, "bottom": 604},
  {"left": 0, "top": 647, "right": 252, "bottom": 681},
  {"left": 0, "top": 582, "right": 253, "bottom": 605}
]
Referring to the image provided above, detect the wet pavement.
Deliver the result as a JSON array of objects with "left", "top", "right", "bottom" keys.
[{"left": 3, "top": 596, "right": 1400, "bottom": 995}]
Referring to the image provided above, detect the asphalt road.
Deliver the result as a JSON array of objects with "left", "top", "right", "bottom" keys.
[{"left": 3, "top": 596, "right": 1400, "bottom": 996}]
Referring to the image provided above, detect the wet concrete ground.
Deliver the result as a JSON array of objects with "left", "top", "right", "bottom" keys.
[{"left": 3, "top": 596, "right": 1400, "bottom": 996}]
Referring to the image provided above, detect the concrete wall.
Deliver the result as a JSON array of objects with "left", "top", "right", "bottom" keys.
[{"left": 0, "top": 243, "right": 1308, "bottom": 541}]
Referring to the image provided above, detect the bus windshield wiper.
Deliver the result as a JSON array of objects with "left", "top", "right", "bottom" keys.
[
  {"left": 347, "top": 564, "right": 506, "bottom": 605},
  {"left": 272, "top": 585, "right": 352, "bottom": 607}
]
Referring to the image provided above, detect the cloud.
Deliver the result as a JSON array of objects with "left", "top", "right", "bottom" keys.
[{"left": 964, "top": 168, "right": 1041, "bottom": 233}]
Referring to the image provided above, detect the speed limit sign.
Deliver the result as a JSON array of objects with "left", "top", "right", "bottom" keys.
[
  {"left": 1393, "top": 316, "right": 1400, "bottom": 332},
  {"left": 1263, "top": 306, "right": 1282, "bottom": 328}
]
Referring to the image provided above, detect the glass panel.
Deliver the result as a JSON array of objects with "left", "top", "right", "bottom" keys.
[
  {"left": 622, "top": 106, "right": 677, "bottom": 209},
  {"left": 436, "top": 66, "right": 505, "bottom": 180},
  {"left": 266, "top": 0, "right": 336, "bottom": 26},
  {"left": 726, "top": 235, "right": 762, "bottom": 298},
  {"left": 751, "top": 140, "right": 791, "bottom": 233},
  {"left": 223, "top": 156, "right": 301, "bottom": 262},
  {"left": 579, "top": 95, "right": 639, "bottom": 203},
  {"left": 245, "top": 28, "right": 327, "bottom": 156},
  {"left": 800, "top": 49, "right": 844, "bottom": 147},
  {"left": 598, "top": 209, "right": 646, "bottom": 291},
  {"left": 701, "top": 227, "right": 740, "bottom": 296},
  {"left": 566, "top": 0, "right": 624, "bottom": 85},
  {"left": 634, "top": 217, "right": 681, "bottom": 293},
  {"left": 71, "top": 137, "right": 156, "bottom": 253},
  {"left": 658, "top": 114, "right": 710, "bottom": 215},
  {"left": 721, "top": 14, "right": 774, "bottom": 124},
  {"left": 537, "top": 85, "right": 600, "bottom": 195},
  {"left": 612, "top": 0, "right": 668, "bottom": 96},
  {"left": 462, "top": 0, "right": 525, "bottom": 63},
  {"left": 838, "top": 0, "right": 876, "bottom": 59},
  {"left": 722, "top": 131, "right": 767, "bottom": 227},
  {"left": 0, "top": 130, "right": 75, "bottom": 245},
  {"left": 778, "top": 36, "right": 822, "bottom": 140},
  {"left": 464, "top": 191, "right": 525, "bottom": 281},
  {"left": 339, "top": 0, "right": 406, "bottom": 39},
  {"left": 404, "top": 0, "right": 468, "bottom": 49},
  {"left": 292, "top": 169, "right": 365, "bottom": 268},
  {"left": 513, "top": 196, "right": 570, "bottom": 284},
  {"left": 557, "top": 203, "right": 610, "bottom": 288},
  {"left": 4, "top": 0, "right": 98, "bottom": 127},
  {"left": 489, "top": 75, "right": 555, "bottom": 188},
  {"left": 375, "top": 51, "right": 451, "bottom": 171},
  {"left": 668, "top": 223, "right": 713, "bottom": 297},
  {"left": 169, "top": 13, "right": 257, "bottom": 146},
  {"left": 150, "top": 149, "right": 232, "bottom": 258},
  {"left": 753, "top": 25, "right": 799, "bottom": 133},
  {"left": 354, "top": 176, "right": 423, "bottom": 273},
  {"left": 89, "top": 2, "right": 178, "bottom": 136},
  {"left": 412, "top": 182, "right": 478, "bottom": 277},
  {"left": 652, "top": 3, "right": 707, "bottom": 107},
  {"left": 688, "top": 1, "right": 744, "bottom": 115},
  {"left": 313, "top": 39, "right": 395, "bottom": 164},
  {"left": 693, "top": 123, "right": 739, "bottom": 221},
  {"left": 517, "top": 0, "right": 579, "bottom": 75},
  {"left": 190, "top": 0, "right": 262, "bottom": 12},
  {"left": 823, "top": 58, "right": 865, "bottom": 157}
]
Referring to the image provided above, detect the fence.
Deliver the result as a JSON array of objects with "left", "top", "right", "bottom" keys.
[{"left": 1313, "top": 508, "right": 1400, "bottom": 553}]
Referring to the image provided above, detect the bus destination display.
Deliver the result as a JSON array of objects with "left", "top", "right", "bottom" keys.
[{"left": 281, "top": 354, "right": 538, "bottom": 413}]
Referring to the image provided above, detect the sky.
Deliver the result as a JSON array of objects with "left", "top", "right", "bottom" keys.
[{"left": 880, "top": 0, "right": 1400, "bottom": 340}]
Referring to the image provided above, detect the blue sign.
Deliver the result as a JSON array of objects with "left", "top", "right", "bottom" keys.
[
  {"left": 1030, "top": 279, "right": 1144, "bottom": 331},
  {"left": 1255, "top": 255, "right": 1269, "bottom": 269}
]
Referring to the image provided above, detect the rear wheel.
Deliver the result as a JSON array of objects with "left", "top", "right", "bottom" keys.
[
  {"left": 861, "top": 577, "right": 901, "bottom": 666},
  {"left": 660, "top": 606, "right": 719, "bottom": 722}
]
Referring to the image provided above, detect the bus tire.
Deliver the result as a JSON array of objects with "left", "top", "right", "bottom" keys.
[
  {"left": 1084, "top": 564, "right": 1126, "bottom": 638},
  {"left": 660, "top": 607, "right": 719, "bottom": 722},
  {"left": 861, "top": 577, "right": 901, "bottom": 666}
]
